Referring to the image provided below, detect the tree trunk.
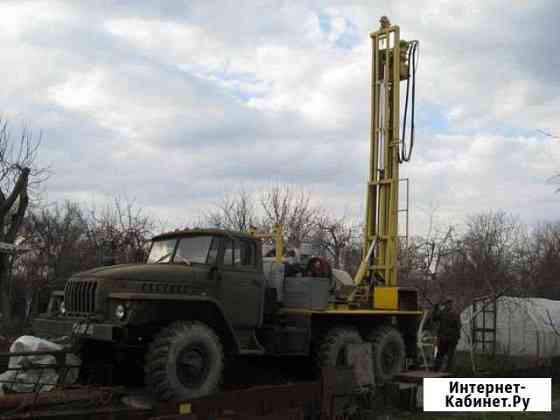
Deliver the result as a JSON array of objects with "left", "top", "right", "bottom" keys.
[
  {"left": 0, "top": 167, "right": 30, "bottom": 321},
  {"left": 0, "top": 254, "right": 12, "bottom": 320},
  {"left": 334, "top": 249, "right": 341, "bottom": 269}
]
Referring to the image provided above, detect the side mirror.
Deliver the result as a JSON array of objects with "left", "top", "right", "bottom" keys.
[
  {"left": 102, "top": 256, "right": 116, "bottom": 266},
  {"left": 208, "top": 265, "right": 222, "bottom": 281}
]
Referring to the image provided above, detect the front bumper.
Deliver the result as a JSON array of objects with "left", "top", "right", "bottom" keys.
[{"left": 32, "top": 317, "right": 120, "bottom": 342}]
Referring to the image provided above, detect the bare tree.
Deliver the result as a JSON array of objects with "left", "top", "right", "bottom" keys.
[
  {"left": 398, "top": 210, "right": 531, "bottom": 311},
  {"left": 314, "top": 214, "right": 357, "bottom": 269},
  {"left": 205, "top": 188, "right": 257, "bottom": 232},
  {"left": 528, "top": 221, "right": 560, "bottom": 299},
  {"left": 14, "top": 197, "right": 156, "bottom": 319},
  {"left": 399, "top": 226, "right": 459, "bottom": 307},
  {"left": 440, "top": 211, "right": 528, "bottom": 308},
  {"left": 0, "top": 120, "right": 47, "bottom": 320},
  {"left": 113, "top": 196, "right": 156, "bottom": 263},
  {"left": 536, "top": 129, "right": 560, "bottom": 192},
  {"left": 19, "top": 201, "right": 87, "bottom": 316},
  {"left": 260, "top": 184, "right": 320, "bottom": 246},
  {"left": 205, "top": 184, "right": 322, "bottom": 247},
  {"left": 537, "top": 129, "right": 559, "bottom": 139},
  {"left": 83, "top": 196, "right": 156, "bottom": 265}
]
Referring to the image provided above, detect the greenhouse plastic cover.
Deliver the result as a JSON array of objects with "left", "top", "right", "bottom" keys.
[
  {"left": 457, "top": 296, "right": 560, "bottom": 359},
  {"left": 0, "top": 335, "right": 81, "bottom": 395}
]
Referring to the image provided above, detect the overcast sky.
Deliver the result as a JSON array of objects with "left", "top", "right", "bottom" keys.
[{"left": 1, "top": 0, "right": 559, "bottom": 236}]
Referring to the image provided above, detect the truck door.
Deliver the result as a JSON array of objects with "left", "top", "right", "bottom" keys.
[{"left": 218, "top": 237, "right": 262, "bottom": 328}]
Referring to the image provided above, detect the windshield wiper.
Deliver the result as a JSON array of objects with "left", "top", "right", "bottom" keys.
[
  {"left": 153, "top": 252, "right": 172, "bottom": 263},
  {"left": 174, "top": 256, "right": 192, "bottom": 266}
]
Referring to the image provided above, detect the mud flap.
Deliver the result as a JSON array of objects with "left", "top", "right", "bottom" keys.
[{"left": 346, "top": 343, "right": 374, "bottom": 390}]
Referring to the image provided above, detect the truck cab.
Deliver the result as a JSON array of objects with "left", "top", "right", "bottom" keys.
[{"left": 33, "top": 229, "right": 265, "bottom": 349}]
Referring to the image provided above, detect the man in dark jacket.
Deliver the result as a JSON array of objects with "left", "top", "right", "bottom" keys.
[{"left": 433, "top": 297, "right": 461, "bottom": 371}]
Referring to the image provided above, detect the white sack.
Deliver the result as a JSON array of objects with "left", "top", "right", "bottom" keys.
[{"left": 0, "top": 335, "right": 81, "bottom": 393}]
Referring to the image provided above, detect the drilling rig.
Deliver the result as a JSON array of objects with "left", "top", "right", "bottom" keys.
[
  {"left": 33, "top": 17, "right": 423, "bottom": 400},
  {"left": 351, "top": 16, "right": 419, "bottom": 308},
  {"left": 255, "top": 16, "right": 423, "bottom": 381}
]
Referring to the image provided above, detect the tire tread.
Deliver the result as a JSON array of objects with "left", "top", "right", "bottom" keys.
[{"left": 144, "top": 321, "right": 224, "bottom": 400}]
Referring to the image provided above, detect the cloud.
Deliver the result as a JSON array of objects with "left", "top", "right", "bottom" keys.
[{"left": 0, "top": 0, "right": 558, "bottom": 237}]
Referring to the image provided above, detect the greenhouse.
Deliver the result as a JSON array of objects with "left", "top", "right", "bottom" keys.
[{"left": 457, "top": 296, "right": 560, "bottom": 363}]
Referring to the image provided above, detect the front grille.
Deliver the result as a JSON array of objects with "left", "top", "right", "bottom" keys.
[{"left": 64, "top": 279, "right": 98, "bottom": 315}]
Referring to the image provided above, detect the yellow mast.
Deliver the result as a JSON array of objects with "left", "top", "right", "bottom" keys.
[
  {"left": 249, "top": 224, "right": 284, "bottom": 264},
  {"left": 352, "top": 17, "right": 416, "bottom": 306}
]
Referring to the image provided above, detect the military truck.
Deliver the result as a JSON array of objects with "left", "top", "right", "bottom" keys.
[{"left": 33, "top": 227, "right": 421, "bottom": 400}]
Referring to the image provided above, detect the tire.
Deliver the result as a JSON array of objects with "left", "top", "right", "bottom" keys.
[
  {"left": 316, "top": 326, "right": 363, "bottom": 372},
  {"left": 366, "top": 325, "right": 405, "bottom": 383},
  {"left": 145, "top": 321, "right": 224, "bottom": 400}
]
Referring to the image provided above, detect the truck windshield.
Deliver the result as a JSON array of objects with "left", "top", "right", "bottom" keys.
[
  {"left": 147, "top": 236, "right": 215, "bottom": 264},
  {"left": 147, "top": 239, "right": 177, "bottom": 263},
  {"left": 174, "top": 236, "right": 213, "bottom": 264}
]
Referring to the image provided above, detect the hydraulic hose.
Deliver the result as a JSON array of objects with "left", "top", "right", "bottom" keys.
[{"left": 400, "top": 40, "right": 419, "bottom": 163}]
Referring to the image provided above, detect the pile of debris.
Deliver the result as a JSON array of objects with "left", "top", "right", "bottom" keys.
[{"left": 0, "top": 336, "right": 81, "bottom": 396}]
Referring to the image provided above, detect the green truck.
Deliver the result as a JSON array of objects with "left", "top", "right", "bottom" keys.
[{"left": 33, "top": 228, "right": 421, "bottom": 400}]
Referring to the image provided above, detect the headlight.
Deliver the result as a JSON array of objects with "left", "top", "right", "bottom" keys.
[
  {"left": 59, "top": 300, "right": 66, "bottom": 315},
  {"left": 115, "top": 304, "right": 126, "bottom": 320}
]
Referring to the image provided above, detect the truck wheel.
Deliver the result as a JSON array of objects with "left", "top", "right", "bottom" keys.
[
  {"left": 316, "top": 326, "right": 362, "bottom": 371},
  {"left": 145, "top": 321, "right": 224, "bottom": 400},
  {"left": 366, "top": 325, "right": 405, "bottom": 382}
]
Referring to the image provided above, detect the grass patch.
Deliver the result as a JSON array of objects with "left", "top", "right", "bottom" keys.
[
  {"left": 451, "top": 352, "right": 524, "bottom": 377},
  {"left": 552, "top": 383, "right": 560, "bottom": 400}
]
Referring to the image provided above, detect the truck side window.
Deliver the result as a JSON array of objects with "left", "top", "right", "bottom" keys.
[
  {"left": 236, "top": 239, "right": 256, "bottom": 267},
  {"left": 249, "top": 242, "right": 256, "bottom": 265},
  {"left": 224, "top": 238, "right": 256, "bottom": 267},
  {"left": 233, "top": 239, "right": 242, "bottom": 265},
  {"left": 223, "top": 238, "right": 234, "bottom": 265},
  {"left": 206, "top": 237, "right": 220, "bottom": 265}
]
